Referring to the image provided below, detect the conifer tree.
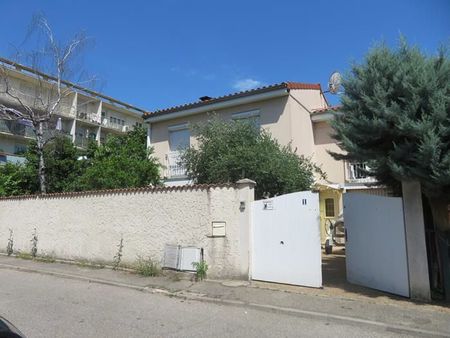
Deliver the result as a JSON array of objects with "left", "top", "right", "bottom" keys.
[{"left": 332, "top": 39, "right": 450, "bottom": 230}]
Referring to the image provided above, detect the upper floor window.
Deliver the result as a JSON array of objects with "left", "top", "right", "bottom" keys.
[
  {"left": 168, "top": 123, "right": 190, "bottom": 152},
  {"left": 232, "top": 109, "right": 260, "bottom": 127}
]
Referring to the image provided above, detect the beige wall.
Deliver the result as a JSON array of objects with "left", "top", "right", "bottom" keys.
[
  {"left": 0, "top": 183, "right": 255, "bottom": 279},
  {"left": 150, "top": 96, "right": 291, "bottom": 169},
  {"left": 286, "top": 92, "right": 316, "bottom": 158},
  {"left": 312, "top": 121, "right": 345, "bottom": 184}
]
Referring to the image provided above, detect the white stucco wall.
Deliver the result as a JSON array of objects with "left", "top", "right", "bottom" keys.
[{"left": 0, "top": 183, "right": 255, "bottom": 279}]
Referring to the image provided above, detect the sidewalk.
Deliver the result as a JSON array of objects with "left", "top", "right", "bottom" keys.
[{"left": 0, "top": 255, "right": 449, "bottom": 337}]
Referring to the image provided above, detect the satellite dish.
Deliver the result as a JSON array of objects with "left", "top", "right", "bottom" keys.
[{"left": 328, "top": 71, "right": 342, "bottom": 94}]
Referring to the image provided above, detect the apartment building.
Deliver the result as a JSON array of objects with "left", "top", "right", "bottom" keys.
[{"left": 0, "top": 58, "right": 145, "bottom": 164}]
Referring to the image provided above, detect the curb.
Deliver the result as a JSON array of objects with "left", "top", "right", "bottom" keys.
[{"left": 0, "top": 263, "right": 447, "bottom": 337}]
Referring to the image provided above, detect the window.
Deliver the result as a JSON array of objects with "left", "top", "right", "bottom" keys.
[
  {"left": 232, "top": 109, "right": 260, "bottom": 127},
  {"left": 325, "top": 198, "right": 335, "bottom": 218},
  {"left": 169, "top": 124, "right": 190, "bottom": 152},
  {"left": 350, "top": 162, "right": 369, "bottom": 179}
]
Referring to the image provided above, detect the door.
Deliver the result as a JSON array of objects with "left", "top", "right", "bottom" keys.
[{"left": 251, "top": 191, "right": 322, "bottom": 287}]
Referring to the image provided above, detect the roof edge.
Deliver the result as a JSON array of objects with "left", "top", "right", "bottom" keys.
[{"left": 143, "top": 81, "right": 322, "bottom": 119}]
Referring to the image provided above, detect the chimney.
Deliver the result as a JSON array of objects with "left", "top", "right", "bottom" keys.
[{"left": 199, "top": 96, "right": 213, "bottom": 102}]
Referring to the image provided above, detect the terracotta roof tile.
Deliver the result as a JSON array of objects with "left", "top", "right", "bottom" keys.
[
  {"left": 143, "top": 82, "right": 322, "bottom": 118},
  {"left": 0, "top": 183, "right": 235, "bottom": 201}
]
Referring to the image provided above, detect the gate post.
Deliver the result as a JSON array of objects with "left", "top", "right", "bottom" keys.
[
  {"left": 402, "top": 181, "right": 431, "bottom": 301},
  {"left": 236, "top": 179, "right": 256, "bottom": 280}
]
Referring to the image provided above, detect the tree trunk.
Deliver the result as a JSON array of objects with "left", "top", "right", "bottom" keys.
[
  {"left": 36, "top": 121, "right": 47, "bottom": 194},
  {"left": 428, "top": 196, "right": 450, "bottom": 232}
]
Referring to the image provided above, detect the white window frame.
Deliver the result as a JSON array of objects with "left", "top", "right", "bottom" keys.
[
  {"left": 232, "top": 109, "right": 260, "bottom": 120},
  {"left": 168, "top": 123, "right": 190, "bottom": 152},
  {"left": 168, "top": 123, "right": 189, "bottom": 132}
]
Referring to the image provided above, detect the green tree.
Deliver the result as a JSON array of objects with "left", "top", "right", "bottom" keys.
[
  {"left": 181, "top": 119, "right": 323, "bottom": 199},
  {"left": 75, "top": 127, "right": 161, "bottom": 190},
  {"left": 0, "top": 127, "right": 161, "bottom": 196},
  {"left": 0, "top": 162, "right": 32, "bottom": 196},
  {"left": 28, "top": 136, "right": 87, "bottom": 193},
  {"left": 0, "top": 136, "right": 84, "bottom": 196},
  {"left": 331, "top": 39, "right": 450, "bottom": 230}
]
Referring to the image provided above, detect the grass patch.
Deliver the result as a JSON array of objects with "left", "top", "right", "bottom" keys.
[
  {"left": 135, "top": 256, "right": 160, "bottom": 277},
  {"left": 193, "top": 260, "right": 208, "bottom": 281},
  {"left": 75, "top": 259, "right": 105, "bottom": 269},
  {"left": 34, "top": 255, "right": 56, "bottom": 263},
  {"left": 17, "top": 252, "right": 33, "bottom": 260}
]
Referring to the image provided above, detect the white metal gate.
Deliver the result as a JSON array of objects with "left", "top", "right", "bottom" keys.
[
  {"left": 251, "top": 191, "right": 322, "bottom": 287},
  {"left": 344, "top": 193, "right": 410, "bottom": 297}
]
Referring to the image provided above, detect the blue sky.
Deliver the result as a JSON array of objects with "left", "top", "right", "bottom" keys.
[{"left": 1, "top": 0, "right": 449, "bottom": 111}]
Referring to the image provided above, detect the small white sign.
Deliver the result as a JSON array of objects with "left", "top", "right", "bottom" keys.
[
  {"left": 263, "top": 200, "right": 274, "bottom": 210},
  {"left": 212, "top": 221, "right": 226, "bottom": 237}
]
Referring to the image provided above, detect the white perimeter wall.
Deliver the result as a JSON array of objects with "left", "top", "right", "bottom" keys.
[
  {"left": 0, "top": 184, "right": 254, "bottom": 279},
  {"left": 344, "top": 193, "right": 410, "bottom": 297}
]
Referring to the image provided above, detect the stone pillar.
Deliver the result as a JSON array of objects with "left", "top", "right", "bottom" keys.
[
  {"left": 236, "top": 179, "right": 256, "bottom": 279},
  {"left": 402, "top": 181, "right": 431, "bottom": 301},
  {"left": 70, "top": 119, "right": 77, "bottom": 143},
  {"left": 146, "top": 123, "right": 152, "bottom": 149},
  {"left": 96, "top": 126, "right": 101, "bottom": 145}
]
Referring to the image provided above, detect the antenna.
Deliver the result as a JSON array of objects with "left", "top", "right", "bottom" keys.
[{"left": 327, "top": 71, "right": 342, "bottom": 94}]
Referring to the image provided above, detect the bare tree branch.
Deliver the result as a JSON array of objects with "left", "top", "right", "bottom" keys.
[{"left": 0, "top": 14, "right": 93, "bottom": 194}]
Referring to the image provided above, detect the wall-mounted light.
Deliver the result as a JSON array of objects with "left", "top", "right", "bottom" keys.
[{"left": 240, "top": 201, "right": 245, "bottom": 212}]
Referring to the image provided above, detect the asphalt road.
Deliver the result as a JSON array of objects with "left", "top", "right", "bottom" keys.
[{"left": 0, "top": 269, "right": 415, "bottom": 338}]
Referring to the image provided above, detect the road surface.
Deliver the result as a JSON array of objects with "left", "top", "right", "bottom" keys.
[{"left": 0, "top": 269, "right": 416, "bottom": 337}]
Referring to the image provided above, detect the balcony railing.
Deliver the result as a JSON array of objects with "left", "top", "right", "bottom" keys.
[
  {"left": 345, "top": 161, "right": 377, "bottom": 183},
  {"left": 165, "top": 151, "right": 187, "bottom": 178},
  {"left": 76, "top": 111, "right": 101, "bottom": 124},
  {"left": 74, "top": 136, "right": 96, "bottom": 148},
  {"left": 0, "top": 120, "right": 35, "bottom": 138},
  {"left": 0, "top": 153, "right": 26, "bottom": 165}
]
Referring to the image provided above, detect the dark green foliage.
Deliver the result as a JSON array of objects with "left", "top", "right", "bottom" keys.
[
  {"left": 331, "top": 39, "right": 450, "bottom": 200},
  {"left": 181, "top": 119, "right": 323, "bottom": 199},
  {"left": 74, "top": 127, "right": 161, "bottom": 190},
  {"left": 0, "top": 127, "right": 161, "bottom": 196},
  {"left": 32, "top": 136, "right": 87, "bottom": 193},
  {"left": 0, "top": 136, "right": 85, "bottom": 196},
  {"left": 0, "top": 162, "right": 34, "bottom": 196}
]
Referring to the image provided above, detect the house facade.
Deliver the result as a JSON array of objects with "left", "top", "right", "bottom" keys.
[
  {"left": 143, "top": 82, "right": 381, "bottom": 244},
  {"left": 144, "top": 82, "right": 375, "bottom": 189},
  {"left": 0, "top": 57, "right": 145, "bottom": 164}
]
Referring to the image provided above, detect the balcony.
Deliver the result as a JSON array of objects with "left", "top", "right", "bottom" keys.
[
  {"left": 0, "top": 120, "right": 35, "bottom": 138},
  {"left": 76, "top": 111, "right": 101, "bottom": 125},
  {"left": 0, "top": 153, "right": 26, "bottom": 165},
  {"left": 102, "top": 120, "right": 132, "bottom": 132},
  {"left": 345, "top": 161, "right": 377, "bottom": 184},
  {"left": 165, "top": 152, "right": 187, "bottom": 178},
  {"left": 74, "top": 134, "right": 96, "bottom": 148}
]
